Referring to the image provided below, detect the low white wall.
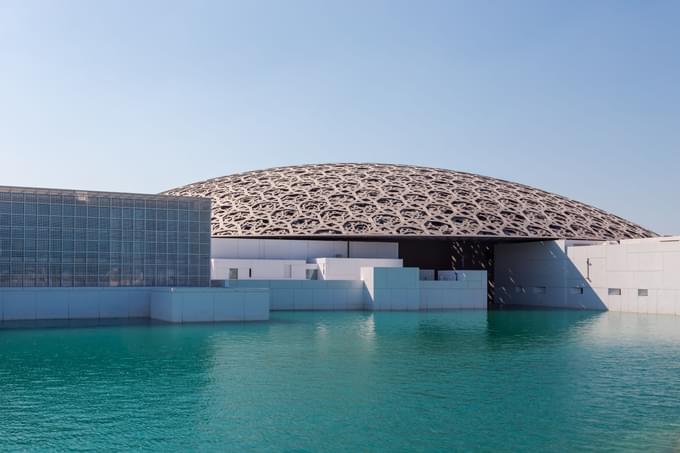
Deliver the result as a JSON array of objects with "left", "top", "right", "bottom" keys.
[
  {"left": 0, "top": 267, "right": 489, "bottom": 322},
  {"left": 212, "top": 238, "right": 398, "bottom": 260},
  {"left": 420, "top": 272, "right": 488, "bottom": 310},
  {"left": 0, "top": 287, "right": 269, "bottom": 322},
  {"left": 316, "top": 258, "right": 403, "bottom": 280},
  {"left": 361, "top": 267, "right": 488, "bottom": 311},
  {"left": 150, "top": 288, "right": 269, "bottom": 322},
  {"left": 495, "top": 237, "right": 680, "bottom": 315},
  {"left": 226, "top": 280, "right": 365, "bottom": 310},
  {"left": 0, "top": 287, "right": 150, "bottom": 321},
  {"left": 362, "top": 267, "right": 420, "bottom": 310},
  {"left": 212, "top": 258, "right": 313, "bottom": 280}
]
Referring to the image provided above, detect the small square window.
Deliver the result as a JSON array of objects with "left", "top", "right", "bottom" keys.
[
  {"left": 608, "top": 288, "right": 622, "bottom": 296},
  {"left": 638, "top": 289, "right": 649, "bottom": 297}
]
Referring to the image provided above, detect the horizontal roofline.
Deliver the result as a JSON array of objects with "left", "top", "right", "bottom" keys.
[
  {"left": 0, "top": 185, "right": 210, "bottom": 201},
  {"left": 209, "top": 233, "right": 634, "bottom": 242}
]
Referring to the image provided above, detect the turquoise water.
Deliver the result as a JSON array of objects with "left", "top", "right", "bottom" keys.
[{"left": 2, "top": 310, "right": 680, "bottom": 452}]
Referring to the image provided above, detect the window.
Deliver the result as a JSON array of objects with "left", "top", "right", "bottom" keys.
[
  {"left": 608, "top": 288, "right": 622, "bottom": 296},
  {"left": 532, "top": 286, "right": 547, "bottom": 295},
  {"left": 305, "top": 269, "right": 319, "bottom": 280},
  {"left": 638, "top": 289, "right": 649, "bottom": 297},
  {"left": 570, "top": 287, "right": 584, "bottom": 295},
  {"left": 228, "top": 268, "right": 238, "bottom": 280}
]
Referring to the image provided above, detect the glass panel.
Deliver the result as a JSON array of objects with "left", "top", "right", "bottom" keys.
[{"left": 0, "top": 190, "right": 210, "bottom": 288}]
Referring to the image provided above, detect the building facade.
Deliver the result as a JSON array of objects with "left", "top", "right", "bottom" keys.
[
  {"left": 494, "top": 237, "right": 680, "bottom": 316},
  {"left": 0, "top": 186, "right": 211, "bottom": 287},
  {"left": 0, "top": 163, "right": 674, "bottom": 323}
]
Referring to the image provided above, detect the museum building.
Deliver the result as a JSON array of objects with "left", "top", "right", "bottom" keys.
[{"left": 1, "top": 163, "right": 678, "bottom": 322}]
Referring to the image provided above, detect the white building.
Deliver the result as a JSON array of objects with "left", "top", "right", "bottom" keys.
[
  {"left": 210, "top": 237, "right": 487, "bottom": 311},
  {"left": 495, "top": 237, "right": 680, "bottom": 315},
  {"left": 210, "top": 238, "right": 401, "bottom": 281},
  {"left": 1, "top": 163, "right": 676, "bottom": 324}
]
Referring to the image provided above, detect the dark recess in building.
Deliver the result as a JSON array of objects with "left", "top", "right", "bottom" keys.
[{"left": 398, "top": 239, "right": 497, "bottom": 305}]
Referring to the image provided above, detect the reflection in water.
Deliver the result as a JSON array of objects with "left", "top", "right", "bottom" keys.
[
  {"left": 358, "top": 313, "right": 376, "bottom": 341},
  {"left": 2, "top": 311, "right": 680, "bottom": 452},
  {"left": 577, "top": 311, "right": 680, "bottom": 345},
  {"left": 485, "top": 309, "right": 605, "bottom": 345}
]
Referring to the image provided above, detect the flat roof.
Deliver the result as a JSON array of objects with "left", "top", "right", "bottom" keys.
[{"left": 0, "top": 184, "right": 210, "bottom": 202}]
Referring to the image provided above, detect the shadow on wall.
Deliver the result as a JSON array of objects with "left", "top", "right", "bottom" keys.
[
  {"left": 398, "top": 239, "right": 495, "bottom": 305},
  {"left": 493, "top": 240, "right": 607, "bottom": 311}
]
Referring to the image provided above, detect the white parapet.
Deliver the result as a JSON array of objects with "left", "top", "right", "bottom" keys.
[
  {"left": 212, "top": 258, "right": 313, "bottom": 280},
  {"left": 0, "top": 267, "right": 489, "bottom": 323},
  {"left": 150, "top": 287, "right": 269, "bottom": 323},
  {"left": 228, "top": 268, "right": 488, "bottom": 312},
  {"left": 316, "top": 258, "right": 403, "bottom": 280},
  {"left": 226, "top": 279, "right": 365, "bottom": 310},
  {"left": 361, "top": 267, "right": 488, "bottom": 311},
  {"left": 0, "top": 287, "right": 150, "bottom": 321},
  {"left": 419, "top": 271, "right": 488, "bottom": 310},
  {"left": 0, "top": 287, "right": 269, "bottom": 323}
]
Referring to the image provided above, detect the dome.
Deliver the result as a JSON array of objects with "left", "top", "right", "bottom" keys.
[{"left": 162, "top": 163, "right": 656, "bottom": 241}]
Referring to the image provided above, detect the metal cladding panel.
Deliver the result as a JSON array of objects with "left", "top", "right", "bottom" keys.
[{"left": 162, "top": 163, "right": 656, "bottom": 241}]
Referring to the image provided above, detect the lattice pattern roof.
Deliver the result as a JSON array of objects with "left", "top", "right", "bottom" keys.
[{"left": 162, "top": 163, "right": 656, "bottom": 240}]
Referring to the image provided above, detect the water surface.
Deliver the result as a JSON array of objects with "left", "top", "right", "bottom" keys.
[{"left": 2, "top": 310, "right": 680, "bottom": 452}]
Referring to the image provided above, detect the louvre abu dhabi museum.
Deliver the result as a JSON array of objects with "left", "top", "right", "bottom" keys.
[
  {"left": 1, "top": 163, "right": 678, "bottom": 323},
  {"left": 164, "top": 163, "right": 654, "bottom": 240}
]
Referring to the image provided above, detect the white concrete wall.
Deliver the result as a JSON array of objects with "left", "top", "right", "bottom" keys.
[
  {"left": 211, "top": 258, "right": 312, "bottom": 280},
  {"left": 348, "top": 241, "right": 399, "bottom": 259},
  {"left": 316, "top": 258, "right": 403, "bottom": 280},
  {"left": 211, "top": 238, "right": 398, "bottom": 260},
  {"left": 0, "top": 268, "right": 489, "bottom": 322},
  {"left": 495, "top": 240, "right": 576, "bottom": 308},
  {"left": 229, "top": 268, "right": 488, "bottom": 312},
  {"left": 495, "top": 237, "right": 680, "bottom": 315},
  {"left": 213, "top": 257, "right": 403, "bottom": 281},
  {"left": 362, "top": 267, "right": 420, "bottom": 310},
  {"left": 361, "top": 267, "right": 488, "bottom": 311},
  {"left": 0, "top": 287, "right": 150, "bottom": 321},
  {"left": 567, "top": 237, "right": 680, "bottom": 315},
  {"left": 0, "top": 287, "right": 268, "bottom": 322},
  {"left": 420, "top": 272, "right": 488, "bottom": 310},
  {"left": 212, "top": 238, "right": 345, "bottom": 260},
  {"left": 226, "top": 280, "right": 365, "bottom": 310},
  {"left": 150, "top": 288, "right": 269, "bottom": 322}
]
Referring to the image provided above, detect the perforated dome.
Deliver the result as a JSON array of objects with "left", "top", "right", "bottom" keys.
[{"left": 162, "top": 163, "right": 655, "bottom": 240}]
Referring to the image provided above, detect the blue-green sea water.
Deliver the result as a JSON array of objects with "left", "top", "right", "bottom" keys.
[{"left": 2, "top": 310, "right": 680, "bottom": 452}]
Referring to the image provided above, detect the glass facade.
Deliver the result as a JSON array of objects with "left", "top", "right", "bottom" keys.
[{"left": 0, "top": 186, "right": 211, "bottom": 287}]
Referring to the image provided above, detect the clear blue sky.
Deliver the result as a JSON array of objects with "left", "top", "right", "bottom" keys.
[{"left": 0, "top": 1, "right": 678, "bottom": 234}]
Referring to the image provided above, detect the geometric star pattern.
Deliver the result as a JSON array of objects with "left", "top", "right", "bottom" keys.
[{"left": 162, "top": 163, "right": 656, "bottom": 241}]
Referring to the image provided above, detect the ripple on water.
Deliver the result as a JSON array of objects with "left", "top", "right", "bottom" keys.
[{"left": 1, "top": 310, "right": 680, "bottom": 452}]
